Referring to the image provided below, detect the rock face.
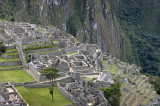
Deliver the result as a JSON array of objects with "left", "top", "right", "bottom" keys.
[{"left": 0, "top": 0, "right": 133, "bottom": 62}]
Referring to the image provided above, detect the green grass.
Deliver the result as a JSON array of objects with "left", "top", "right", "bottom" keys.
[
  {"left": 52, "top": 41, "right": 59, "bottom": 44},
  {"left": 0, "top": 69, "right": 34, "bottom": 83},
  {"left": 68, "top": 51, "right": 78, "bottom": 56},
  {"left": 121, "top": 82, "right": 126, "bottom": 89},
  {"left": 31, "top": 49, "right": 60, "bottom": 54},
  {"left": 4, "top": 52, "right": 18, "bottom": 56},
  {"left": 110, "top": 65, "right": 116, "bottom": 74},
  {"left": 0, "top": 65, "right": 22, "bottom": 69},
  {"left": 115, "top": 68, "right": 121, "bottom": 75},
  {"left": 16, "top": 86, "right": 73, "bottom": 106},
  {"left": 0, "top": 57, "right": 20, "bottom": 62},
  {"left": 103, "top": 59, "right": 108, "bottom": 66},
  {"left": 121, "top": 73, "right": 128, "bottom": 77},
  {"left": 6, "top": 49, "right": 17, "bottom": 52},
  {"left": 106, "top": 64, "right": 110, "bottom": 71},
  {"left": 23, "top": 42, "right": 45, "bottom": 47},
  {"left": 23, "top": 44, "right": 57, "bottom": 51}
]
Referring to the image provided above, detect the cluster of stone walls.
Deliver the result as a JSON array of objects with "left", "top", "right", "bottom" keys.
[
  {"left": 32, "top": 51, "right": 63, "bottom": 60},
  {"left": 11, "top": 84, "right": 27, "bottom": 106},
  {"left": 57, "top": 83, "right": 75, "bottom": 103},
  {"left": 70, "top": 61, "right": 88, "bottom": 70},
  {"left": 62, "top": 46, "right": 78, "bottom": 54}
]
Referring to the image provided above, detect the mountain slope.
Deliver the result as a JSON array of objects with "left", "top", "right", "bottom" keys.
[
  {"left": 0, "top": 0, "right": 159, "bottom": 76},
  {"left": 0, "top": 0, "right": 134, "bottom": 62}
]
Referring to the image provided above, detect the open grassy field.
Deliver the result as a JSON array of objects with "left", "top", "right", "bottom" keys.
[
  {"left": 16, "top": 86, "right": 73, "bottom": 106},
  {"left": 0, "top": 69, "right": 34, "bottom": 83}
]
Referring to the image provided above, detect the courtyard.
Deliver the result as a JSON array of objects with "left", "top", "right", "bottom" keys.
[{"left": 16, "top": 86, "right": 73, "bottom": 106}]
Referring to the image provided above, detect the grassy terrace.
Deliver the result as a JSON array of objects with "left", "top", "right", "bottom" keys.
[
  {"left": 110, "top": 65, "right": 116, "bottom": 74},
  {"left": 0, "top": 57, "right": 20, "bottom": 62},
  {"left": 23, "top": 42, "right": 45, "bottom": 47},
  {"left": 4, "top": 52, "right": 18, "bottom": 56},
  {"left": 68, "top": 51, "right": 78, "bottom": 56},
  {"left": 0, "top": 69, "right": 34, "bottom": 83},
  {"left": 0, "top": 65, "right": 22, "bottom": 69},
  {"left": 103, "top": 59, "right": 108, "bottom": 66},
  {"left": 30, "top": 49, "right": 61, "bottom": 54},
  {"left": 6, "top": 49, "right": 17, "bottom": 52},
  {"left": 52, "top": 41, "right": 59, "bottom": 44},
  {"left": 121, "top": 82, "right": 126, "bottom": 89},
  {"left": 115, "top": 68, "right": 121, "bottom": 75},
  {"left": 23, "top": 44, "right": 57, "bottom": 51},
  {"left": 16, "top": 86, "right": 73, "bottom": 106}
]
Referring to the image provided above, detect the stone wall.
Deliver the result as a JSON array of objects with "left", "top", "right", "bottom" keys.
[
  {"left": 13, "top": 81, "right": 37, "bottom": 86},
  {"left": 32, "top": 51, "right": 63, "bottom": 61},
  {"left": 0, "top": 67, "right": 22, "bottom": 71},
  {"left": 3, "top": 54, "right": 19, "bottom": 59},
  {"left": 27, "top": 47, "right": 58, "bottom": 53},
  {"left": 0, "top": 60, "right": 21, "bottom": 67},
  {"left": 24, "top": 84, "right": 52, "bottom": 88},
  {"left": 57, "top": 82, "right": 75, "bottom": 103},
  {"left": 16, "top": 41, "right": 29, "bottom": 68},
  {"left": 63, "top": 46, "right": 78, "bottom": 54}
]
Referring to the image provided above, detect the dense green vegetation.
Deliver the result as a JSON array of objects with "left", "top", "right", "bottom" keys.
[
  {"left": 101, "top": 81, "right": 121, "bottom": 106},
  {"left": 0, "top": 39, "right": 6, "bottom": 56},
  {"left": 16, "top": 86, "right": 72, "bottom": 106},
  {"left": 41, "top": 67, "right": 60, "bottom": 86},
  {"left": 0, "top": 0, "right": 16, "bottom": 22},
  {"left": 109, "top": 0, "right": 160, "bottom": 76},
  {"left": 66, "top": 0, "right": 87, "bottom": 36}
]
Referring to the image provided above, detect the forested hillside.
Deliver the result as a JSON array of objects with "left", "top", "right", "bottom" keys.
[{"left": 109, "top": 0, "right": 160, "bottom": 76}]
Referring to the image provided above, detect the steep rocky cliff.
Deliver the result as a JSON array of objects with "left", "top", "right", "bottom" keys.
[{"left": 0, "top": 0, "right": 134, "bottom": 63}]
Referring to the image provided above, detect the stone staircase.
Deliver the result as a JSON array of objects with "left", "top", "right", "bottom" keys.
[
  {"left": 0, "top": 45, "right": 22, "bottom": 70},
  {"left": 120, "top": 75, "right": 157, "bottom": 106}
]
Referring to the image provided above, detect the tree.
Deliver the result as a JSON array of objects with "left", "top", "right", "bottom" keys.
[
  {"left": 0, "top": 44, "right": 6, "bottom": 56},
  {"left": 101, "top": 80, "right": 121, "bottom": 106},
  {"left": 41, "top": 67, "right": 60, "bottom": 86},
  {"left": 49, "top": 87, "right": 54, "bottom": 101}
]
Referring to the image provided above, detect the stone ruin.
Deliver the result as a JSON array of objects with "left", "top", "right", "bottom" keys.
[
  {"left": 0, "top": 21, "right": 160, "bottom": 106},
  {"left": 57, "top": 73, "right": 108, "bottom": 106},
  {"left": 0, "top": 82, "right": 27, "bottom": 106}
]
